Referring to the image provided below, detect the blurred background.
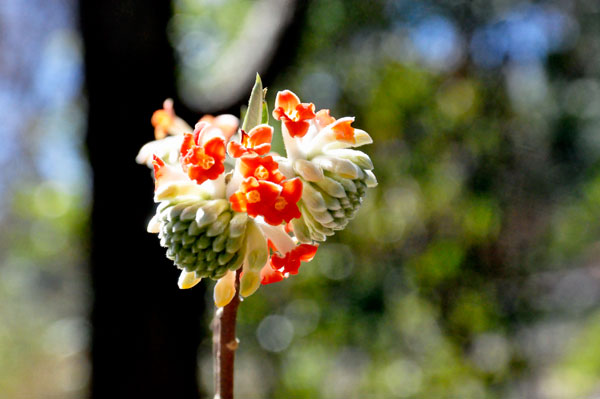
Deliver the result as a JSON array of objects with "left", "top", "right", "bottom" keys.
[{"left": 3, "top": 0, "right": 600, "bottom": 397}]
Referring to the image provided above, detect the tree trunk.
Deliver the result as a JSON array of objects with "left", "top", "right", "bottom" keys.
[{"left": 81, "top": 1, "right": 203, "bottom": 397}]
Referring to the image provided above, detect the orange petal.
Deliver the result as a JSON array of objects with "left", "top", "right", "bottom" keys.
[
  {"left": 227, "top": 141, "right": 247, "bottom": 158},
  {"left": 270, "top": 244, "right": 318, "bottom": 275},
  {"left": 229, "top": 191, "right": 248, "bottom": 212},
  {"left": 180, "top": 133, "right": 195, "bottom": 159},
  {"left": 152, "top": 155, "right": 165, "bottom": 175},
  {"left": 203, "top": 137, "right": 226, "bottom": 162},
  {"left": 252, "top": 143, "right": 271, "bottom": 156},
  {"left": 297, "top": 244, "right": 318, "bottom": 262},
  {"left": 331, "top": 119, "right": 356, "bottom": 143},
  {"left": 281, "top": 177, "right": 303, "bottom": 203},
  {"left": 260, "top": 262, "right": 285, "bottom": 285},
  {"left": 316, "top": 109, "right": 336, "bottom": 127},
  {"left": 284, "top": 120, "right": 310, "bottom": 138},
  {"left": 239, "top": 155, "right": 284, "bottom": 184},
  {"left": 248, "top": 125, "right": 273, "bottom": 148},
  {"left": 295, "top": 103, "right": 316, "bottom": 121},
  {"left": 152, "top": 110, "right": 172, "bottom": 139},
  {"left": 262, "top": 178, "right": 302, "bottom": 226},
  {"left": 152, "top": 155, "right": 166, "bottom": 189},
  {"left": 274, "top": 90, "right": 301, "bottom": 116}
]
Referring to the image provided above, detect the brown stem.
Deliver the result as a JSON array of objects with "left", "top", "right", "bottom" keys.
[{"left": 212, "top": 269, "right": 242, "bottom": 399}]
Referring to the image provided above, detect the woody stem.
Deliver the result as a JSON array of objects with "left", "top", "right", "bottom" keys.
[{"left": 212, "top": 269, "right": 242, "bottom": 399}]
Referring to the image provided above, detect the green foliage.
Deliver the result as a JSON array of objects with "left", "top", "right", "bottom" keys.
[{"left": 174, "top": 0, "right": 600, "bottom": 397}]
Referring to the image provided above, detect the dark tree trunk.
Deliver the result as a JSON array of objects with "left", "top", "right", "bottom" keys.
[
  {"left": 80, "top": 0, "right": 309, "bottom": 397},
  {"left": 80, "top": 1, "right": 204, "bottom": 398}
]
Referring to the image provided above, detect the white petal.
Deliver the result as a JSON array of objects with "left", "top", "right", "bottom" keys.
[
  {"left": 136, "top": 135, "right": 184, "bottom": 167},
  {"left": 324, "top": 148, "right": 373, "bottom": 170},
  {"left": 214, "top": 270, "right": 237, "bottom": 308},
  {"left": 273, "top": 156, "right": 295, "bottom": 180},
  {"left": 310, "top": 155, "right": 361, "bottom": 179},
  {"left": 147, "top": 214, "right": 161, "bottom": 233},
  {"left": 256, "top": 221, "right": 296, "bottom": 255},
  {"left": 364, "top": 170, "right": 378, "bottom": 188},
  {"left": 293, "top": 159, "right": 324, "bottom": 182},
  {"left": 244, "top": 220, "right": 269, "bottom": 270},
  {"left": 178, "top": 271, "right": 202, "bottom": 289},
  {"left": 239, "top": 268, "right": 261, "bottom": 297}
]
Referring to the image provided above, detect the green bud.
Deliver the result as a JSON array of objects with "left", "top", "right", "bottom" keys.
[
  {"left": 301, "top": 183, "right": 327, "bottom": 212},
  {"left": 314, "top": 176, "right": 346, "bottom": 198},
  {"left": 290, "top": 216, "right": 312, "bottom": 244},
  {"left": 153, "top": 199, "right": 250, "bottom": 281},
  {"left": 327, "top": 149, "right": 374, "bottom": 170},
  {"left": 291, "top": 158, "right": 374, "bottom": 243},
  {"left": 195, "top": 200, "right": 228, "bottom": 227},
  {"left": 207, "top": 212, "right": 232, "bottom": 237},
  {"left": 312, "top": 155, "right": 361, "bottom": 179}
]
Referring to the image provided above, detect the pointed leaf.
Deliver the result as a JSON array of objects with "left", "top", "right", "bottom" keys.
[{"left": 241, "top": 74, "right": 264, "bottom": 132}]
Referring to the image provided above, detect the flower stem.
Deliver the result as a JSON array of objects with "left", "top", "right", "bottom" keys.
[{"left": 212, "top": 269, "right": 242, "bottom": 399}]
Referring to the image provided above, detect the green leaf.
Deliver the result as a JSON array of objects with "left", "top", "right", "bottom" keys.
[
  {"left": 241, "top": 73, "right": 264, "bottom": 132},
  {"left": 261, "top": 98, "right": 269, "bottom": 125}
]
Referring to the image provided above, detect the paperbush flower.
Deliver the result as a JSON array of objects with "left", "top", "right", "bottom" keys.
[
  {"left": 138, "top": 75, "right": 376, "bottom": 307},
  {"left": 272, "top": 90, "right": 316, "bottom": 138}
]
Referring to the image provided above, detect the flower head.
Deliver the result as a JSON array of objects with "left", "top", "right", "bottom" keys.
[{"left": 137, "top": 75, "right": 376, "bottom": 308}]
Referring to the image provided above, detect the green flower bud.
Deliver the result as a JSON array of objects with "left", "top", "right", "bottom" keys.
[{"left": 293, "top": 145, "right": 377, "bottom": 243}]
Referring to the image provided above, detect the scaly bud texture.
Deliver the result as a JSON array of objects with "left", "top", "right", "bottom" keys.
[{"left": 137, "top": 75, "right": 377, "bottom": 307}]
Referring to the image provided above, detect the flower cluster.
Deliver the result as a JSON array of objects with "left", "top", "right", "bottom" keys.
[{"left": 137, "top": 76, "right": 376, "bottom": 307}]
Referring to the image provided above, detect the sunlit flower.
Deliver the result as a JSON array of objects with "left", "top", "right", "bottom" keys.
[
  {"left": 151, "top": 98, "right": 193, "bottom": 139},
  {"left": 238, "top": 155, "right": 285, "bottom": 184},
  {"left": 262, "top": 243, "right": 318, "bottom": 284},
  {"left": 272, "top": 90, "right": 316, "bottom": 138},
  {"left": 270, "top": 90, "right": 378, "bottom": 243},
  {"left": 138, "top": 77, "right": 376, "bottom": 308},
  {"left": 180, "top": 122, "right": 226, "bottom": 185},
  {"left": 137, "top": 102, "right": 238, "bottom": 168},
  {"left": 227, "top": 124, "right": 273, "bottom": 158}
]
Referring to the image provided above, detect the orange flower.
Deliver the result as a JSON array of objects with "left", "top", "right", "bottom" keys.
[
  {"left": 272, "top": 90, "right": 316, "bottom": 138},
  {"left": 179, "top": 132, "right": 226, "bottom": 185},
  {"left": 229, "top": 177, "right": 303, "bottom": 226},
  {"left": 260, "top": 263, "right": 285, "bottom": 284},
  {"left": 227, "top": 125, "right": 273, "bottom": 158},
  {"left": 261, "top": 178, "right": 303, "bottom": 226},
  {"left": 261, "top": 243, "right": 318, "bottom": 285},
  {"left": 151, "top": 99, "right": 175, "bottom": 139},
  {"left": 229, "top": 177, "right": 281, "bottom": 217},
  {"left": 239, "top": 155, "right": 285, "bottom": 184}
]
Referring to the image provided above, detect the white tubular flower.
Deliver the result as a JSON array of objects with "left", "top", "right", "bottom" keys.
[{"left": 272, "top": 91, "right": 378, "bottom": 243}]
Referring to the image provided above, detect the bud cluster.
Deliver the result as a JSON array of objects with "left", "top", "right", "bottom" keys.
[{"left": 156, "top": 199, "right": 247, "bottom": 280}]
